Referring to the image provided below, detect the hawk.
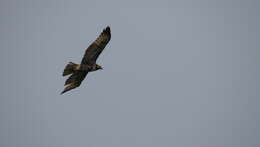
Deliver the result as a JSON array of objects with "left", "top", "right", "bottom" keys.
[{"left": 61, "top": 26, "right": 111, "bottom": 94}]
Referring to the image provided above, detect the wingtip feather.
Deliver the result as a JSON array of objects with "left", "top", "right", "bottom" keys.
[{"left": 104, "top": 26, "right": 111, "bottom": 34}]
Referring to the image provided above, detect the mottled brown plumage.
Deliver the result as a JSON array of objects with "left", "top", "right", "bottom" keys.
[{"left": 61, "top": 26, "right": 111, "bottom": 94}]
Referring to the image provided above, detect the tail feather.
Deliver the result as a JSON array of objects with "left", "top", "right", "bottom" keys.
[{"left": 63, "top": 62, "right": 77, "bottom": 76}]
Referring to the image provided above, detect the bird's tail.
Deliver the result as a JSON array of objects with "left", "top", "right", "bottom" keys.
[{"left": 62, "top": 62, "right": 78, "bottom": 76}]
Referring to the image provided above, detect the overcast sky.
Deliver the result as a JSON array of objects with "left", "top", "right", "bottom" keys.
[{"left": 0, "top": 0, "right": 259, "bottom": 147}]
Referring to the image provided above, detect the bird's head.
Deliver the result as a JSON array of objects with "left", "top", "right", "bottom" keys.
[{"left": 96, "top": 64, "right": 103, "bottom": 70}]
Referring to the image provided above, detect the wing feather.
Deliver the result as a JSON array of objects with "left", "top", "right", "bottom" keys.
[
  {"left": 61, "top": 71, "right": 88, "bottom": 94},
  {"left": 81, "top": 26, "right": 111, "bottom": 65}
]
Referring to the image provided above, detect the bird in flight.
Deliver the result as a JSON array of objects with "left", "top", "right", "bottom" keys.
[{"left": 61, "top": 26, "right": 111, "bottom": 94}]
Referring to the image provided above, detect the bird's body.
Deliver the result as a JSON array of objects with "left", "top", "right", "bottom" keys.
[{"left": 61, "top": 26, "right": 111, "bottom": 94}]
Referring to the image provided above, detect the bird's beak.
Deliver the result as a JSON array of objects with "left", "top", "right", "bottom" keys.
[{"left": 100, "top": 67, "right": 103, "bottom": 70}]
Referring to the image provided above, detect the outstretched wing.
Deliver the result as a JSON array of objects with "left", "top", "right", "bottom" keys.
[
  {"left": 81, "top": 26, "right": 111, "bottom": 65},
  {"left": 61, "top": 71, "right": 88, "bottom": 94}
]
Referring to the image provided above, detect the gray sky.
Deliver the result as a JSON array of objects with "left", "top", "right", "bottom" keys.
[{"left": 0, "top": 0, "right": 259, "bottom": 147}]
